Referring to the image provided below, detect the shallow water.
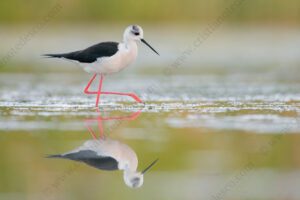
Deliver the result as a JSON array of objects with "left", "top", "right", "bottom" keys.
[
  {"left": 0, "top": 71, "right": 299, "bottom": 200},
  {"left": 0, "top": 72, "right": 299, "bottom": 133}
]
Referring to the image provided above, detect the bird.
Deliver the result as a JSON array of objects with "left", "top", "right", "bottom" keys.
[
  {"left": 43, "top": 25, "right": 159, "bottom": 106},
  {"left": 46, "top": 138, "right": 159, "bottom": 188}
]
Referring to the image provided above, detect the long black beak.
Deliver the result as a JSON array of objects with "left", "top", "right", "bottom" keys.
[
  {"left": 141, "top": 158, "right": 159, "bottom": 174},
  {"left": 141, "top": 39, "right": 159, "bottom": 55}
]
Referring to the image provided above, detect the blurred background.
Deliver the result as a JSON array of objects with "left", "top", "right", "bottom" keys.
[
  {"left": 1, "top": 0, "right": 300, "bottom": 23},
  {"left": 0, "top": 0, "right": 300, "bottom": 73},
  {"left": 0, "top": 0, "right": 300, "bottom": 200}
]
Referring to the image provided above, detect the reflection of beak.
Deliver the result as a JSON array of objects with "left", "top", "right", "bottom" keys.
[
  {"left": 141, "top": 158, "right": 159, "bottom": 174},
  {"left": 141, "top": 39, "right": 159, "bottom": 55}
]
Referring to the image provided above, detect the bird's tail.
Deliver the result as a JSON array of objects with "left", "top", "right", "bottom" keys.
[{"left": 42, "top": 53, "right": 65, "bottom": 58}]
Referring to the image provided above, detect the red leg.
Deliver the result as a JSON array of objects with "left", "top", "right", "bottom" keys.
[
  {"left": 84, "top": 74, "right": 104, "bottom": 106},
  {"left": 84, "top": 73, "right": 98, "bottom": 94},
  {"left": 84, "top": 73, "right": 143, "bottom": 104},
  {"left": 100, "top": 92, "right": 143, "bottom": 103},
  {"left": 95, "top": 75, "right": 103, "bottom": 107}
]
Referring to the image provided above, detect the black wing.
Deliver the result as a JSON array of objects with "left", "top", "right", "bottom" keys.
[
  {"left": 47, "top": 150, "right": 119, "bottom": 171},
  {"left": 44, "top": 42, "right": 119, "bottom": 63}
]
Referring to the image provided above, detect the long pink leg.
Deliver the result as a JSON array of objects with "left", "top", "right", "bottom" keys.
[
  {"left": 100, "top": 92, "right": 143, "bottom": 103},
  {"left": 95, "top": 75, "right": 103, "bottom": 107},
  {"left": 84, "top": 73, "right": 97, "bottom": 94},
  {"left": 84, "top": 73, "right": 143, "bottom": 104},
  {"left": 84, "top": 74, "right": 104, "bottom": 106}
]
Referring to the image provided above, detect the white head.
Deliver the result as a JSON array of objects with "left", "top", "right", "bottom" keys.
[
  {"left": 123, "top": 25, "right": 159, "bottom": 55},
  {"left": 124, "top": 24, "right": 144, "bottom": 42},
  {"left": 123, "top": 158, "right": 159, "bottom": 189}
]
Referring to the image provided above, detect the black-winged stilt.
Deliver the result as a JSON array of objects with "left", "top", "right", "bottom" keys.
[{"left": 44, "top": 25, "right": 159, "bottom": 106}]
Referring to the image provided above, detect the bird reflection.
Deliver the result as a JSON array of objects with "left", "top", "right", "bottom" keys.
[{"left": 47, "top": 110, "right": 158, "bottom": 188}]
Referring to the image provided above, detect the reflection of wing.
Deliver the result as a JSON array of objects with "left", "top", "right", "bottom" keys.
[{"left": 47, "top": 150, "right": 119, "bottom": 171}]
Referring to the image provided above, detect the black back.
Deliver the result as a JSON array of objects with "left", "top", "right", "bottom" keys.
[
  {"left": 44, "top": 42, "right": 119, "bottom": 63},
  {"left": 47, "top": 150, "right": 119, "bottom": 171}
]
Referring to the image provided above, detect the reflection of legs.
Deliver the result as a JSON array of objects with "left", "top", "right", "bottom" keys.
[
  {"left": 96, "top": 111, "right": 104, "bottom": 137},
  {"left": 84, "top": 119, "right": 98, "bottom": 139},
  {"left": 85, "top": 109, "right": 141, "bottom": 139},
  {"left": 85, "top": 118, "right": 104, "bottom": 139},
  {"left": 100, "top": 110, "right": 141, "bottom": 121},
  {"left": 84, "top": 73, "right": 143, "bottom": 105}
]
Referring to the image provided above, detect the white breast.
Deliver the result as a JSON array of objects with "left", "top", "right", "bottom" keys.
[{"left": 80, "top": 41, "right": 138, "bottom": 75}]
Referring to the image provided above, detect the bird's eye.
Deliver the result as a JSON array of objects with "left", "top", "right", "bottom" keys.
[{"left": 134, "top": 32, "right": 139, "bottom": 36}]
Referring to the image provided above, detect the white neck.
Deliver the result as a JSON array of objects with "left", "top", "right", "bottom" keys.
[
  {"left": 119, "top": 40, "right": 138, "bottom": 61},
  {"left": 122, "top": 39, "right": 136, "bottom": 49}
]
